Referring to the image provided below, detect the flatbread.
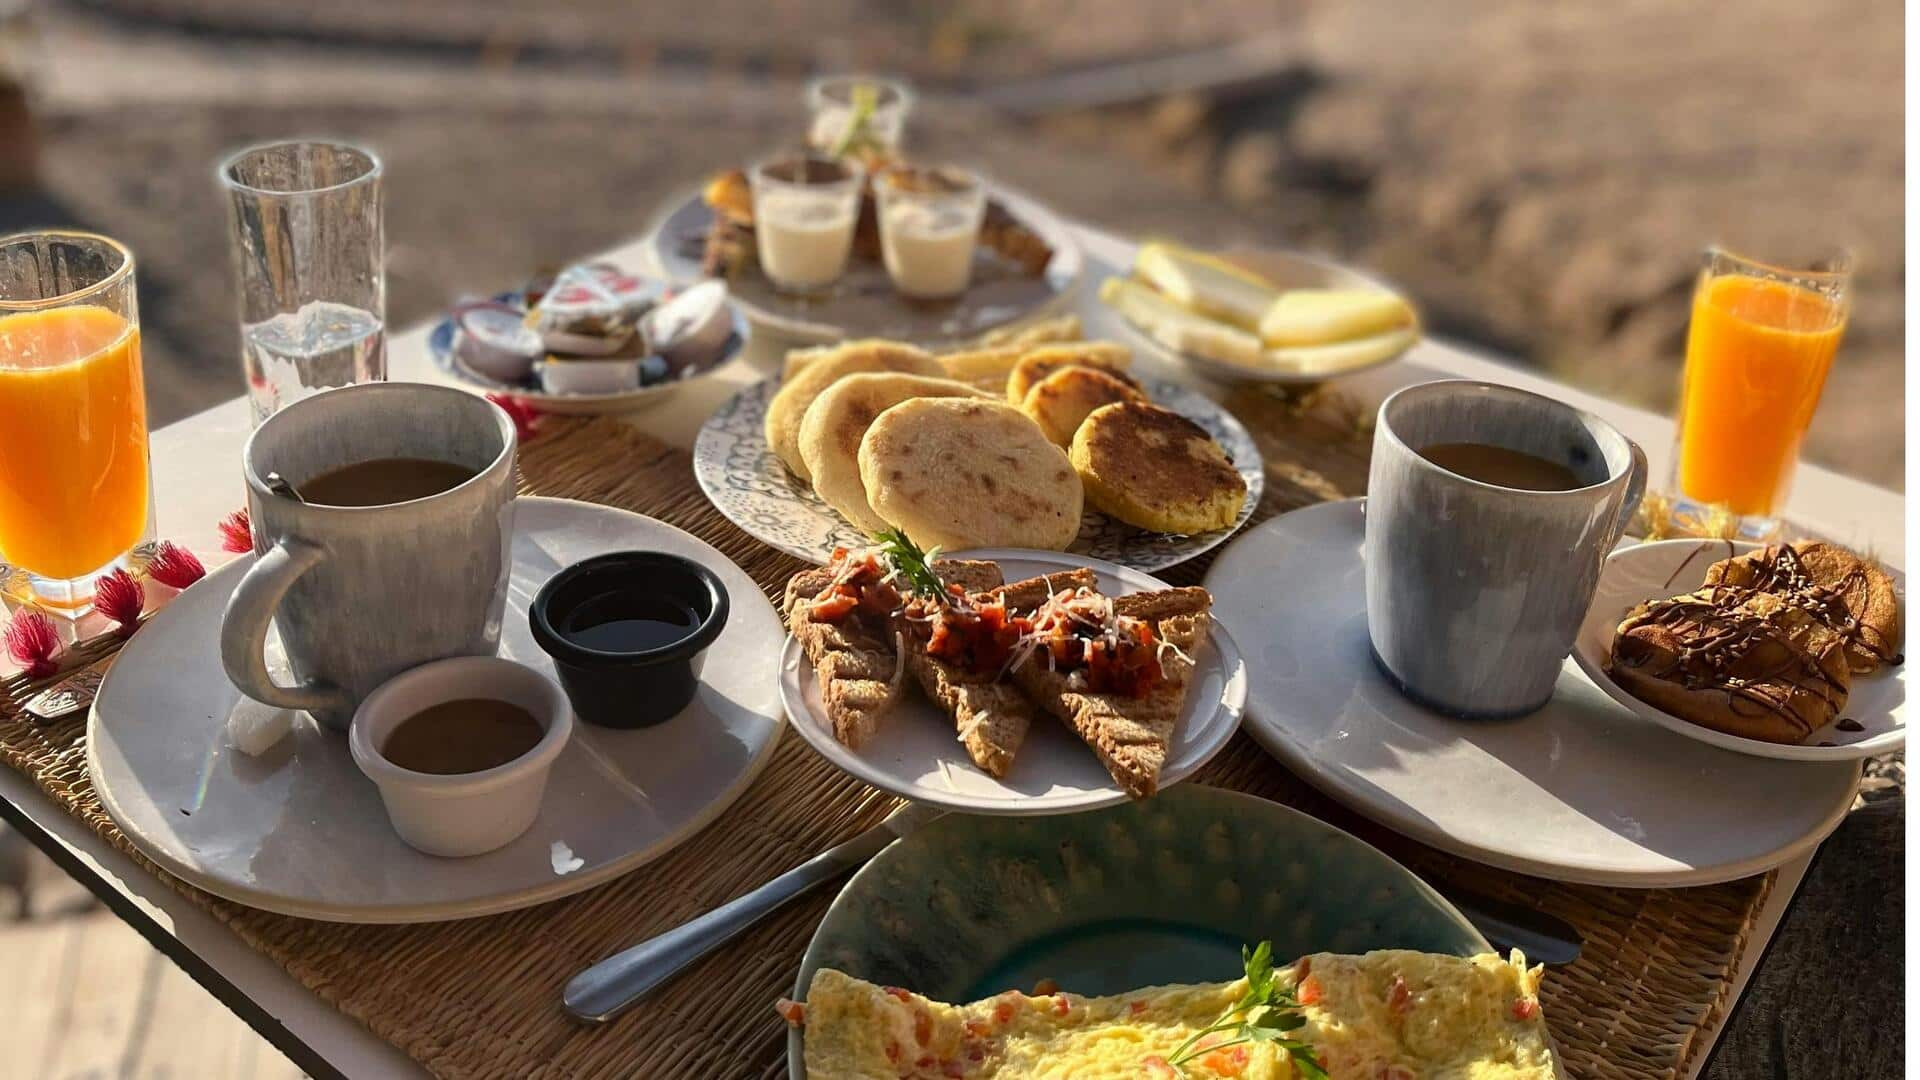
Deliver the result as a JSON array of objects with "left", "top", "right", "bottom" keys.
[
  {"left": 1004, "top": 342, "right": 1134, "bottom": 405},
  {"left": 1071, "top": 402, "right": 1246, "bottom": 534},
  {"left": 859, "top": 398, "right": 1083, "bottom": 552},
  {"left": 764, "top": 340, "right": 944, "bottom": 481},
  {"left": 798, "top": 373, "right": 991, "bottom": 533},
  {"left": 1019, "top": 365, "right": 1146, "bottom": 446}
]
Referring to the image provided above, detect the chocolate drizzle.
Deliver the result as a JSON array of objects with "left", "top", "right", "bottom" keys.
[{"left": 1724, "top": 544, "right": 1896, "bottom": 664}]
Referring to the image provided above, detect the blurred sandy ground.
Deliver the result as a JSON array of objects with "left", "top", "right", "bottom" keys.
[{"left": 2, "top": 0, "right": 1902, "bottom": 487}]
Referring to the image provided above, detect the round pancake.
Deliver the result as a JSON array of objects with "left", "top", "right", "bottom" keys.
[
  {"left": 764, "top": 340, "right": 944, "bottom": 481},
  {"left": 1004, "top": 342, "right": 1135, "bottom": 405},
  {"left": 1070, "top": 402, "right": 1247, "bottom": 534},
  {"left": 859, "top": 398, "right": 1083, "bottom": 552},
  {"left": 1019, "top": 365, "right": 1147, "bottom": 446},
  {"left": 936, "top": 345, "right": 1027, "bottom": 394},
  {"left": 799, "top": 373, "right": 992, "bottom": 533}
]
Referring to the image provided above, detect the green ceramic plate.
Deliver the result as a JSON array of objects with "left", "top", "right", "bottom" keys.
[{"left": 788, "top": 784, "right": 1489, "bottom": 1078}]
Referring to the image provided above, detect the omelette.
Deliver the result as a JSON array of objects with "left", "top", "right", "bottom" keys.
[{"left": 790, "top": 950, "right": 1556, "bottom": 1079}]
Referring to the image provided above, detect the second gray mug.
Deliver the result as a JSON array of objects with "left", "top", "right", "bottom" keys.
[
  {"left": 1365, "top": 380, "right": 1646, "bottom": 718},
  {"left": 220, "top": 383, "right": 518, "bottom": 731}
]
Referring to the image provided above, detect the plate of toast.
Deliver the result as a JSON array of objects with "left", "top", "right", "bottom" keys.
[
  {"left": 694, "top": 336, "right": 1263, "bottom": 573},
  {"left": 1573, "top": 538, "right": 1905, "bottom": 761},
  {"left": 777, "top": 538, "right": 1245, "bottom": 813}
]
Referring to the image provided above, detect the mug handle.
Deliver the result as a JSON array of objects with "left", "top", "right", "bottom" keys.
[
  {"left": 219, "top": 539, "right": 351, "bottom": 714},
  {"left": 1612, "top": 439, "right": 1649, "bottom": 547}
]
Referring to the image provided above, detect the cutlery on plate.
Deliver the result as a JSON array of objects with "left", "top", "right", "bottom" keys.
[
  {"left": 563, "top": 800, "right": 947, "bottom": 1023},
  {"left": 1443, "top": 888, "right": 1584, "bottom": 967}
]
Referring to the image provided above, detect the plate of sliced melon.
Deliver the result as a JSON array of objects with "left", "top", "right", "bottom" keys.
[{"left": 1100, "top": 242, "right": 1420, "bottom": 385}]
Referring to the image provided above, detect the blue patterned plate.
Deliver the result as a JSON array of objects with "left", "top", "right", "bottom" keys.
[
  {"left": 693, "top": 375, "right": 1264, "bottom": 571},
  {"left": 789, "top": 785, "right": 1489, "bottom": 1078}
]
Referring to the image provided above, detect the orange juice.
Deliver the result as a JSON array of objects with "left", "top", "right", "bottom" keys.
[
  {"left": 1676, "top": 274, "right": 1844, "bottom": 517},
  {"left": 0, "top": 305, "right": 150, "bottom": 584}
]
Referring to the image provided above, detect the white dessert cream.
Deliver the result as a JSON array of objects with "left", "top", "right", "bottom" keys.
[
  {"left": 875, "top": 165, "right": 986, "bottom": 300},
  {"left": 749, "top": 155, "right": 863, "bottom": 294}
]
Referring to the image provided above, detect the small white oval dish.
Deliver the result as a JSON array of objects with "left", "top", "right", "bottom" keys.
[
  {"left": 1571, "top": 537, "right": 1905, "bottom": 762},
  {"left": 777, "top": 549, "right": 1246, "bottom": 815}
]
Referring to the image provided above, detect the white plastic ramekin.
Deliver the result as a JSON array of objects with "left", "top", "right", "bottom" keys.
[{"left": 349, "top": 655, "right": 572, "bottom": 857}]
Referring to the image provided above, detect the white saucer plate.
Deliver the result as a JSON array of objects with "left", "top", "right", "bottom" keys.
[
  {"left": 1572, "top": 538, "right": 1905, "bottom": 761},
  {"left": 87, "top": 497, "right": 786, "bottom": 923},
  {"left": 1204, "top": 499, "right": 1859, "bottom": 888},
  {"left": 778, "top": 549, "right": 1246, "bottom": 815},
  {"left": 1106, "top": 249, "right": 1415, "bottom": 386},
  {"left": 694, "top": 375, "right": 1263, "bottom": 573}
]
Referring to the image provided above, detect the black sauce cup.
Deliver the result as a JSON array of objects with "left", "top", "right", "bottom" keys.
[{"left": 528, "top": 552, "right": 730, "bottom": 728}]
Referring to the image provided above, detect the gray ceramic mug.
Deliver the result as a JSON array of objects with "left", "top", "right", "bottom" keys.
[
  {"left": 220, "top": 383, "right": 518, "bottom": 731},
  {"left": 1365, "top": 380, "right": 1646, "bottom": 718}
]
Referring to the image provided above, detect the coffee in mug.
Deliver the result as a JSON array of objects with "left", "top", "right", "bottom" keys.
[
  {"left": 1366, "top": 380, "right": 1645, "bottom": 718},
  {"left": 220, "top": 383, "right": 518, "bottom": 731}
]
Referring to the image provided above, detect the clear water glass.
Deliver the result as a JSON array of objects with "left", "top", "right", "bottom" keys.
[{"left": 219, "top": 140, "right": 385, "bottom": 425}]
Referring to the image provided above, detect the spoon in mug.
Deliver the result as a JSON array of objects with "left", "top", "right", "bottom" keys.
[{"left": 264, "top": 472, "right": 307, "bottom": 503}]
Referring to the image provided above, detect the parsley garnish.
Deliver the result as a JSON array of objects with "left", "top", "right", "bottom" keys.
[
  {"left": 872, "top": 528, "right": 945, "bottom": 600},
  {"left": 1165, "top": 942, "right": 1326, "bottom": 1079}
]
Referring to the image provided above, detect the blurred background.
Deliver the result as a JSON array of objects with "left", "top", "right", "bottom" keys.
[{"left": 0, "top": 0, "right": 1903, "bottom": 1076}]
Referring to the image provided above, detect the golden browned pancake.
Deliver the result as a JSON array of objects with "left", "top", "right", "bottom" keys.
[
  {"left": 859, "top": 398, "right": 1083, "bottom": 552},
  {"left": 1069, "top": 402, "right": 1247, "bottom": 534},
  {"left": 1004, "top": 343, "right": 1135, "bottom": 405},
  {"left": 1019, "top": 366, "right": 1146, "bottom": 446}
]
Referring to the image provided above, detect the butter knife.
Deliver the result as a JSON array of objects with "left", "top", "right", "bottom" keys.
[{"left": 563, "top": 801, "right": 947, "bottom": 1023}]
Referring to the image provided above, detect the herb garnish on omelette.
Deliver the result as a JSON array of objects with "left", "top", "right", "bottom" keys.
[{"left": 781, "top": 945, "right": 1556, "bottom": 1079}]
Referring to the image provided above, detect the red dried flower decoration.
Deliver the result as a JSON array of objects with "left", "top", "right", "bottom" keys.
[
  {"left": 146, "top": 541, "right": 207, "bottom": 590},
  {"left": 4, "top": 609, "right": 61, "bottom": 678},
  {"left": 487, "top": 392, "right": 542, "bottom": 444},
  {"left": 219, "top": 508, "right": 254, "bottom": 554},
  {"left": 95, "top": 568, "right": 144, "bottom": 634}
]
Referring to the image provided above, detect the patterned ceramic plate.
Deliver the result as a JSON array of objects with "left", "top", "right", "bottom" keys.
[
  {"left": 789, "top": 785, "right": 1502, "bottom": 1079},
  {"left": 693, "top": 375, "right": 1264, "bottom": 571}
]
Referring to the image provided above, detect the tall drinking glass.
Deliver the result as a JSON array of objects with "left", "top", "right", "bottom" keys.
[
  {"left": 1669, "top": 247, "right": 1851, "bottom": 539},
  {"left": 219, "top": 140, "right": 385, "bottom": 425},
  {"left": 0, "top": 231, "right": 152, "bottom": 614}
]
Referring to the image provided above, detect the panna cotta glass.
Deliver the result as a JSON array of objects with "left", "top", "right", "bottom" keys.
[
  {"left": 748, "top": 154, "right": 864, "bottom": 295},
  {"left": 875, "top": 164, "right": 987, "bottom": 300},
  {"left": 806, "top": 75, "right": 912, "bottom": 156}
]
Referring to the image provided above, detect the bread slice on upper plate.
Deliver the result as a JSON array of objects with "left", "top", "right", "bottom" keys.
[{"left": 1008, "top": 583, "right": 1212, "bottom": 798}]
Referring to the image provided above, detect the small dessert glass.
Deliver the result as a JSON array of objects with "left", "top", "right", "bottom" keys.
[
  {"left": 747, "top": 153, "right": 865, "bottom": 296},
  {"left": 805, "top": 75, "right": 913, "bottom": 157},
  {"left": 874, "top": 164, "right": 987, "bottom": 300}
]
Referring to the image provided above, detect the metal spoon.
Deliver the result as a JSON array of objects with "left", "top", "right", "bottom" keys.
[{"left": 264, "top": 472, "right": 306, "bottom": 503}]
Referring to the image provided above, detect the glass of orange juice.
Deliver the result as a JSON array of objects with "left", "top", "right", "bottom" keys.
[
  {"left": 1671, "top": 247, "right": 1851, "bottom": 539},
  {"left": 0, "top": 231, "right": 152, "bottom": 614}
]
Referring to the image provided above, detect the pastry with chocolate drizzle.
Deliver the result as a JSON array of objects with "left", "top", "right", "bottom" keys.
[
  {"left": 1702, "top": 541, "right": 1901, "bottom": 675},
  {"left": 1608, "top": 540, "right": 1901, "bottom": 745}
]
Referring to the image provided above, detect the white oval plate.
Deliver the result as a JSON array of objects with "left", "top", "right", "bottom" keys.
[
  {"left": 649, "top": 186, "right": 1083, "bottom": 345},
  {"left": 87, "top": 498, "right": 786, "bottom": 923},
  {"left": 777, "top": 549, "right": 1246, "bottom": 815},
  {"left": 694, "top": 375, "right": 1264, "bottom": 572},
  {"left": 1204, "top": 499, "right": 1859, "bottom": 888},
  {"left": 1571, "top": 538, "right": 1905, "bottom": 761},
  {"left": 1105, "top": 249, "right": 1416, "bottom": 386}
]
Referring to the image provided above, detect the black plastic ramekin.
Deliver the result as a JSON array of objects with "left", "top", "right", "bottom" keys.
[{"left": 528, "top": 551, "right": 730, "bottom": 728}]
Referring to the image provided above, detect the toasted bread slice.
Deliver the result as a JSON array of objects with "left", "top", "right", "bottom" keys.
[
  {"left": 783, "top": 566, "right": 906, "bottom": 749},
  {"left": 1009, "top": 584, "right": 1213, "bottom": 797},
  {"left": 1071, "top": 402, "right": 1247, "bottom": 534}
]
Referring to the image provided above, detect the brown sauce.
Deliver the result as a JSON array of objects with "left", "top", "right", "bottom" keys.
[{"left": 381, "top": 698, "right": 544, "bottom": 775}]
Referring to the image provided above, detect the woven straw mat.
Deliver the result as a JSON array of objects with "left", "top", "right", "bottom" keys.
[{"left": 1, "top": 387, "right": 1772, "bottom": 1079}]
